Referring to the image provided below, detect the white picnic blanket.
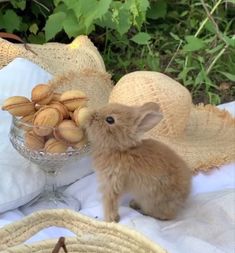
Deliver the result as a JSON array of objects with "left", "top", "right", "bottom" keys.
[{"left": 0, "top": 164, "right": 234, "bottom": 253}]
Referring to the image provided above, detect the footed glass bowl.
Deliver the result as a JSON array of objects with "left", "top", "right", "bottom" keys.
[{"left": 9, "top": 116, "right": 90, "bottom": 214}]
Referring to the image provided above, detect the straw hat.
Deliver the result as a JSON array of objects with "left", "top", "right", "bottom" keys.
[
  {"left": 0, "top": 35, "right": 113, "bottom": 109},
  {"left": 0, "top": 35, "right": 106, "bottom": 75},
  {"left": 0, "top": 209, "right": 167, "bottom": 253},
  {"left": 47, "top": 70, "right": 113, "bottom": 109},
  {"left": 109, "top": 71, "right": 235, "bottom": 173}
]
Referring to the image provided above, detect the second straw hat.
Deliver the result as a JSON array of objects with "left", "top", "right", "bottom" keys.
[{"left": 109, "top": 71, "right": 235, "bottom": 173}]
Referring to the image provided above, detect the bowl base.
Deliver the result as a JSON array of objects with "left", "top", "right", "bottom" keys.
[{"left": 20, "top": 190, "right": 81, "bottom": 215}]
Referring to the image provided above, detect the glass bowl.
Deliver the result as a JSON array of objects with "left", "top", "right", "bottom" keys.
[{"left": 9, "top": 116, "right": 90, "bottom": 214}]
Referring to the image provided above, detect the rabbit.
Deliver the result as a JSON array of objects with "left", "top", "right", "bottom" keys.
[{"left": 83, "top": 102, "right": 192, "bottom": 222}]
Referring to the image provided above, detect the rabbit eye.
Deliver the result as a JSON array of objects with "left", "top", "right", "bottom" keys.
[{"left": 105, "top": 116, "right": 115, "bottom": 124}]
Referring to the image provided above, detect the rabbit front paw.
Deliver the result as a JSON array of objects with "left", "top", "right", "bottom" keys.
[{"left": 105, "top": 212, "right": 120, "bottom": 223}]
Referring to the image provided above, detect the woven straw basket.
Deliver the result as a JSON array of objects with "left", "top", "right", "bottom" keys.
[{"left": 0, "top": 209, "right": 167, "bottom": 253}]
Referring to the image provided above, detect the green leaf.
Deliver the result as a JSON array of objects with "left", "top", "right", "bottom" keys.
[
  {"left": 180, "top": 10, "right": 188, "bottom": 17},
  {"left": 96, "top": 11, "right": 116, "bottom": 29},
  {"left": 223, "top": 35, "right": 235, "bottom": 47},
  {"left": 126, "top": 0, "right": 149, "bottom": 29},
  {"left": 178, "top": 66, "right": 196, "bottom": 84},
  {"left": 20, "top": 22, "right": 28, "bottom": 32},
  {"left": 85, "top": 0, "right": 112, "bottom": 30},
  {"left": 147, "top": 0, "right": 167, "bottom": 19},
  {"left": 208, "top": 92, "right": 220, "bottom": 105},
  {"left": 64, "top": 0, "right": 111, "bottom": 32},
  {"left": 190, "top": 19, "right": 198, "bottom": 28},
  {"left": 63, "top": 0, "right": 82, "bottom": 17},
  {"left": 170, "top": 33, "right": 181, "bottom": 41},
  {"left": 63, "top": 10, "right": 83, "bottom": 38},
  {"left": 126, "top": 0, "right": 138, "bottom": 23},
  {"left": 54, "top": 3, "right": 68, "bottom": 13},
  {"left": 54, "top": 0, "right": 63, "bottom": 6},
  {"left": 28, "top": 32, "right": 46, "bottom": 44},
  {"left": 0, "top": 10, "right": 22, "bottom": 32},
  {"left": 44, "top": 12, "right": 66, "bottom": 41},
  {"left": 147, "top": 54, "right": 160, "bottom": 71},
  {"left": 219, "top": 71, "right": 235, "bottom": 81},
  {"left": 135, "top": 0, "right": 150, "bottom": 27},
  {"left": 204, "top": 20, "right": 216, "bottom": 34},
  {"left": 29, "top": 23, "right": 39, "bottom": 35},
  {"left": 136, "top": 0, "right": 150, "bottom": 14},
  {"left": 10, "top": 0, "right": 26, "bottom": 10},
  {"left": 197, "top": 56, "right": 204, "bottom": 63},
  {"left": 116, "top": 8, "right": 131, "bottom": 35},
  {"left": 183, "top": 36, "right": 205, "bottom": 52},
  {"left": 131, "top": 32, "right": 151, "bottom": 45},
  {"left": 197, "top": 64, "right": 217, "bottom": 90},
  {"left": 195, "top": 70, "right": 204, "bottom": 85}
]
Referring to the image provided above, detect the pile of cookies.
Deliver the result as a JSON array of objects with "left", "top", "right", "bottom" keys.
[{"left": 2, "top": 83, "right": 90, "bottom": 153}]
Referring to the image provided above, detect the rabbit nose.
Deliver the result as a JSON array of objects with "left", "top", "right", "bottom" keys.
[{"left": 89, "top": 112, "right": 98, "bottom": 125}]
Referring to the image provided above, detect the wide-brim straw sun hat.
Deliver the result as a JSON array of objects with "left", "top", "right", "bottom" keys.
[
  {"left": 0, "top": 35, "right": 113, "bottom": 109},
  {"left": 109, "top": 71, "right": 235, "bottom": 173},
  {"left": 0, "top": 35, "right": 106, "bottom": 75},
  {"left": 0, "top": 209, "right": 167, "bottom": 253}
]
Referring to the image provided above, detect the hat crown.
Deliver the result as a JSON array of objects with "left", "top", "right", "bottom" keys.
[
  {"left": 109, "top": 71, "right": 192, "bottom": 137},
  {"left": 0, "top": 35, "right": 106, "bottom": 75}
]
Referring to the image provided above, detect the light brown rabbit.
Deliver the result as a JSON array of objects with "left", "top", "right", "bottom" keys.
[{"left": 83, "top": 102, "right": 192, "bottom": 222}]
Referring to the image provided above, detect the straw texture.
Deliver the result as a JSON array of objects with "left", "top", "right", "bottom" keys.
[
  {"left": 109, "top": 71, "right": 192, "bottom": 137},
  {"left": 0, "top": 35, "right": 106, "bottom": 75},
  {"left": 48, "top": 70, "right": 113, "bottom": 109},
  {"left": 109, "top": 71, "right": 235, "bottom": 172},
  {"left": 0, "top": 209, "right": 167, "bottom": 253}
]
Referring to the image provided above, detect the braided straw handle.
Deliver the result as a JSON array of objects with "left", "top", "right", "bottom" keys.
[{"left": 0, "top": 209, "right": 167, "bottom": 253}]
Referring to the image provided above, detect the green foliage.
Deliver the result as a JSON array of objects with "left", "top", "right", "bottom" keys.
[
  {"left": 44, "top": 11, "right": 66, "bottom": 41},
  {"left": 147, "top": 0, "right": 167, "bottom": 19},
  {"left": 0, "top": 0, "right": 234, "bottom": 105},
  {"left": 183, "top": 36, "right": 206, "bottom": 52},
  {"left": 131, "top": 32, "right": 151, "bottom": 45},
  {"left": 0, "top": 9, "right": 22, "bottom": 32}
]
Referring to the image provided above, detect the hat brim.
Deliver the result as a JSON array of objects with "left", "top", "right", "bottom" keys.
[{"left": 147, "top": 104, "right": 235, "bottom": 173}]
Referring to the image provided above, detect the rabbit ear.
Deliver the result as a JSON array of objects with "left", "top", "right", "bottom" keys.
[{"left": 136, "top": 102, "right": 163, "bottom": 133}]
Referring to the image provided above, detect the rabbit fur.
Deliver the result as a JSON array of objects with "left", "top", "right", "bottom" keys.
[{"left": 84, "top": 102, "right": 192, "bottom": 222}]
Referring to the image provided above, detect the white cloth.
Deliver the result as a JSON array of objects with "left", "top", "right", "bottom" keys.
[
  {"left": 0, "top": 162, "right": 234, "bottom": 253},
  {"left": 0, "top": 58, "right": 93, "bottom": 213},
  {"left": 0, "top": 58, "right": 50, "bottom": 212}
]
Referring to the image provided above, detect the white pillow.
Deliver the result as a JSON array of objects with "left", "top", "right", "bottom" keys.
[{"left": 0, "top": 58, "right": 93, "bottom": 213}]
